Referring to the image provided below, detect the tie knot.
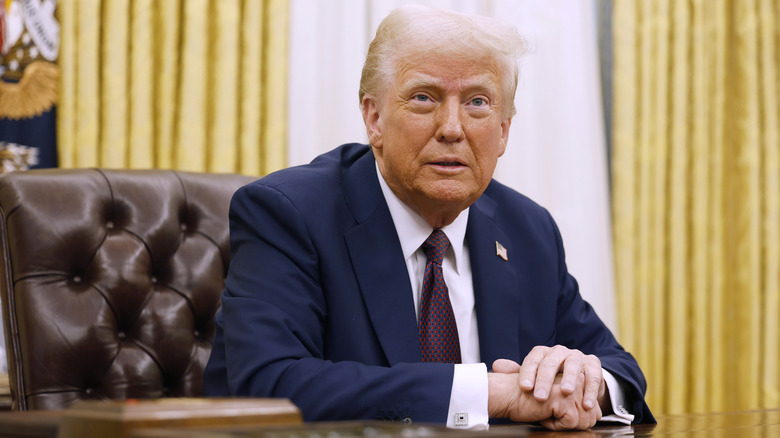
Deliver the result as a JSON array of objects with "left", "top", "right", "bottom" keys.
[{"left": 422, "top": 229, "right": 450, "bottom": 266}]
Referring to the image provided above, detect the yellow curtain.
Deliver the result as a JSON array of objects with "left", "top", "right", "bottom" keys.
[
  {"left": 57, "top": 0, "right": 288, "bottom": 175},
  {"left": 612, "top": 0, "right": 779, "bottom": 415}
]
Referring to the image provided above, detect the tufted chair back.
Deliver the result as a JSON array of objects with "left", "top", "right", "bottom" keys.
[{"left": 0, "top": 168, "right": 254, "bottom": 411}]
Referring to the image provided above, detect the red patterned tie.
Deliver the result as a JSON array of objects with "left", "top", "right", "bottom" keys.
[{"left": 419, "top": 229, "right": 461, "bottom": 363}]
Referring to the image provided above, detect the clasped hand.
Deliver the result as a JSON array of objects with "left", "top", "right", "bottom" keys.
[{"left": 487, "top": 345, "right": 606, "bottom": 430}]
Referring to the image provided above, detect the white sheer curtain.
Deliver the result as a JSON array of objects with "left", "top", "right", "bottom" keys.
[{"left": 288, "top": 0, "right": 617, "bottom": 333}]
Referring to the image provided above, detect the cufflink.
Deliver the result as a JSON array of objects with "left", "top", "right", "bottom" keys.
[{"left": 454, "top": 413, "right": 468, "bottom": 427}]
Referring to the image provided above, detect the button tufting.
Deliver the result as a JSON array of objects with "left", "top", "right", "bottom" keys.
[
  {"left": 106, "top": 221, "right": 115, "bottom": 229},
  {"left": 150, "top": 276, "right": 157, "bottom": 284},
  {"left": 193, "top": 330, "right": 201, "bottom": 338},
  {"left": 117, "top": 331, "right": 126, "bottom": 340},
  {"left": 180, "top": 223, "right": 188, "bottom": 232},
  {"left": 85, "top": 388, "right": 94, "bottom": 396},
  {"left": 72, "top": 276, "right": 81, "bottom": 284}
]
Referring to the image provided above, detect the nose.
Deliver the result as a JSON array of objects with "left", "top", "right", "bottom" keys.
[{"left": 435, "top": 98, "right": 464, "bottom": 143}]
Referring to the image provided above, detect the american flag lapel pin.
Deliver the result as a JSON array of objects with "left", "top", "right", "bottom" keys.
[{"left": 495, "top": 241, "right": 508, "bottom": 261}]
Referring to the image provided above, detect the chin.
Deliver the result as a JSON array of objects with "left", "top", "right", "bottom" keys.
[{"left": 424, "top": 185, "right": 479, "bottom": 208}]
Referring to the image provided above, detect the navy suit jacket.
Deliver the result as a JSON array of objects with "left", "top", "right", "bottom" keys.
[{"left": 204, "top": 143, "right": 654, "bottom": 424}]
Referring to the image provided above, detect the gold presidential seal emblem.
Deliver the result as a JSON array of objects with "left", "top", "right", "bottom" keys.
[
  {"left": 1, "top": 0, "right": 59, "bottom": 119},
  {"left": 0, "top": 0, "right": 58, "bottom": 172}
]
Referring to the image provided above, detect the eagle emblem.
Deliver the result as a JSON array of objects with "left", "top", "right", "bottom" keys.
[{"left": 0, "top": 0, "right": 59, "bottom": 120}]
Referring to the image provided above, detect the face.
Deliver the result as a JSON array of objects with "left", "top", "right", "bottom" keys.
[{"left": 362, "top": 52, "right": 511, "bottom": 226}]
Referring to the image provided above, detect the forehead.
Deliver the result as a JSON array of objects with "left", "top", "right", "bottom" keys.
[{"left": 391, "top": 51, "right": 503, "bottom": 94}]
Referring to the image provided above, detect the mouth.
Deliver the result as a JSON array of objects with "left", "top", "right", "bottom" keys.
[{"left": 431, "top": 160, "right": 465, "bottom": 167}]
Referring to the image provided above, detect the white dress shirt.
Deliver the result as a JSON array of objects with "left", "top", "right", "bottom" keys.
[{"left": 375, "top": 164, "right": 633, "bottom": 428}]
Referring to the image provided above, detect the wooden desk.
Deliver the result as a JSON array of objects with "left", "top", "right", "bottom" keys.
[
  {"left": 0, "top": 399, "right": 300, "bottom": 438},
  {"left": 126, "top": 409, "right": 780, "bottom": 437},
  {"left": 0, "top": 373, "right": 11, "bottom": 411},
  {"left": 524, "top": 409, "right": 780, "bottom": 436},
  {"left": 133, "top": 422, "right": 531, "bottom": 438},
  {"left": 0, "top": 410, "right": 60, "bottom": 438},
  {"left": 1, "top": 408, "right": 779, "bottom": 437}
]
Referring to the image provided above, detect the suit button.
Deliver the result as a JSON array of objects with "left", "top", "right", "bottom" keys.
[{"left": 401, "top": 416, "right": 413, "bottom": 425}]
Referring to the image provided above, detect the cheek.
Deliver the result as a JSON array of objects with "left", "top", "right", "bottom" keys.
[
  {"left": 385, "top": 117, "right": 432, "bottom": 155},
  {"left": 396, "top": 112, "right": 435, "bottom": 133},
  {"left": 471, "top": 131, "right": 505, "bottom": 177},
  {"left": 381, "top": 141, "right": 415, "bottom": 174}
]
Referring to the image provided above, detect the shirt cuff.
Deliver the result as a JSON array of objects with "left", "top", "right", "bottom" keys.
[
  {"left": 446, "top": 363, "right": 489, "bottom": 430},
  {"left": 600, "top": 368, "right": 634, "bottom": 424}
]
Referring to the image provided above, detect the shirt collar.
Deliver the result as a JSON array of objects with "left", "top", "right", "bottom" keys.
[{"left": 375, "top": 163, "right": 469, "bottom": 274}]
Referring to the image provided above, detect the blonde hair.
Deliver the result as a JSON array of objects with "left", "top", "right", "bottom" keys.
[{"left": 359, "top": 5, "right": 526, "bottom": 118}]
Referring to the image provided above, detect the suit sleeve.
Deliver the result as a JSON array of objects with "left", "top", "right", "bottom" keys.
[
  {"left": 546, "top": 214, "right": 655, "bottom": 424},
  {"left": 208, "top": 182, "right": 454, "bottom": 423}
]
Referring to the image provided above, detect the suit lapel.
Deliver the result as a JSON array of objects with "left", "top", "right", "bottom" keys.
[
  {"left": 467, "top": 195, "right": 522, "bottom": 367},
  {"left": 343, "top": 149, "right": 421, "bottom": 365}
]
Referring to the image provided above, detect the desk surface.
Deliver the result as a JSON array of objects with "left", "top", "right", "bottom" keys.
[
  {"left": 0, "top": 373, "right": 11, "bottom": 411},
  {"left": 527, "top": 409, "right": 780, "bottom": 436},
  {"left": 1, "top": 408, "right": 779, "bottom": 437},
  {"left": 0, "top": 410, "right": 60, "bottom": 438}
]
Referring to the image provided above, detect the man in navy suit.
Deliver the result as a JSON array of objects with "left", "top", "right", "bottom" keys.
[{"left": 205, "top": 5, "right": 653, "bottom": 430}]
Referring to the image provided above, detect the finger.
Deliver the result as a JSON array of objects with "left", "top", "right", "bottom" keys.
[
  {"left": 540, "top": 416, "right": 570, "bottom": 431},
  {"left": 539, "top": 417, "right": 557, "bottom": 431},
  {"left": 532, "top": 346, "right": 569, "bottom": 400},
  {"left": 546, "top": 403, "right": 580, "bottom": 431},
  {"left": 491, "top": 358, "right": 522, "bottom": 374},
  {"left": 558, "top": 353, "right": 585, "bottom": 395},
  {"left": 579, "top": 403, "right": 601, "bottom": 430},
  {"left": 518, "top": 346, "right": 549, "bottom": 392},
  {"left": 593, "top": 404, "right": 603, "bottom": 424},
  {"left": 582, "top": 355, "right": 603, "bottom": 410}
]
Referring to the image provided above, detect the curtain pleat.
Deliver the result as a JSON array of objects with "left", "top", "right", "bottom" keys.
[
  {"left": 729, "top": 0, "right": 762, "bottom": 412},
  {"left": 613, "top": 0, "right": 780, "bottom": 415},
  {"left": 57, "top": 0, "right": 76, "bottom": 166},
  {"left": 611, "top": 0, "right": 638, "bottom": 355},
  {"left": 689, "top": 0, "right": 712, "bottom": 413},
  {"left": 260, "top": 0, "right": 288, "bottom": 175},
  {"left": 759, "top": 0, "right": 780, "bottom": 410},
  {"left": 101, "top": 0, "right": 129, "bottom": 167},
  {"left": 707, "top": 0, "right": 727, "bottom": 413},
  {"left": 239, "top": 0, "right": 264, "bottom": 175},
  {"left": 154, "top": 0, "right": 181, "bottom": 169},
  {"left": 176, "top": 0, "right": 209, "bottom": 171},
  {"left": 129, "top": 0, "right": 155, "bottom": 168},
  {"left": 57, "top": 0, "right": 288, "bottom": 175},
  {"left": 210, "top": 0, "right": 241, "bottom": 172},
  {"left": 667, "top": 0, "right": 689, "bottom": 415},
  {"left": 74, "top": 0, "right": 100, "bottom": 167}
]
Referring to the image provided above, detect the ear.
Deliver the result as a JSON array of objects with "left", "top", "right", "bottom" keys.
[
  {"left": 361, "top": 94, "right": 384, "bottom": 148},
  {"left": 498, "top": 117, "right": 511, "bottom": 157}
]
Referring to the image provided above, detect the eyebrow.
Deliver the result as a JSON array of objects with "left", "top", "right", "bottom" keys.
[{"left": 398, "top": 74, "right": 499, "bottom": 96}]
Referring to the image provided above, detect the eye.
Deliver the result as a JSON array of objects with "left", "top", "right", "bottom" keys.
[
  {"left": 412, "top": 94, "right": 430, "bottom": 102},
  {"left": 470, "top": 97, "right": 487, "bottom": 106}
]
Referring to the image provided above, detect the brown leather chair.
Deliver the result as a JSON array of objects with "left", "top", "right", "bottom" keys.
[{"left": 0, "top": 168, "right": 254, "bottom": 410}]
